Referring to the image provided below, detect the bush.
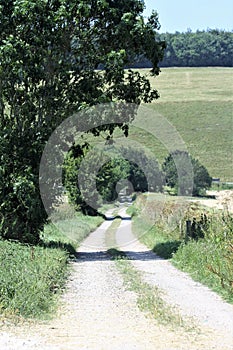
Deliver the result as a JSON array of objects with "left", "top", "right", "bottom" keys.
[
  {"left": 0, "top": 166, "right": 47, "bottom": 244},
  {"left": 162, "top": 150, "right": 212, "bottom": 196},
  {"left": 132, "top": 194, "right": 233, "bottom": 302},
  {"left": 63, "top": 145, "right": 164, "bottom": 214}
]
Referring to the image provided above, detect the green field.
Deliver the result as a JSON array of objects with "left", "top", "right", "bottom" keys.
[{"left": 127, "top": 67, "right": 233, "bottom": 181}]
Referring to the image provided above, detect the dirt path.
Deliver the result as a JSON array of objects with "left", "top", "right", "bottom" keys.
[
  {"left": 116, "top": 214, "right": 233, "bottom": 347},
  {"left": 1, "top": 212, "right": 233, "bottom": 349}
]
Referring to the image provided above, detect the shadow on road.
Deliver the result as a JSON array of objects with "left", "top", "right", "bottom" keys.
[
  {"left": 75, "top": 250, "right": 163, "bottom": 262},
  {"left": 105, "top": 215, "right": 131, "bottom": 221}
]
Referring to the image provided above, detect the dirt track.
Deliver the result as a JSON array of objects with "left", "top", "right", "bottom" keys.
[{"left": 0, "top": 210, "right": 233, "bottom": 349}]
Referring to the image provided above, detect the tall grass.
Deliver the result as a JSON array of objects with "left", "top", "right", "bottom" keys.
[
  {"left": 0, "top": 239, "right": 69, "bottom": 319},
  {"left": 0, "top": 212, "right": 104, "bottom": 320},
  {"left": 132, "top": 194, "right": 233, "bottom": 303},
  {"left": 173, "top": 211, "right": 233, "bottom": 302}
]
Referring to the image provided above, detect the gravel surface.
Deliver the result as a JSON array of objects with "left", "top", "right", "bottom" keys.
[
  {"left": 1, "top": 209, "right": 233, "bottom": 349},
  {"left": 116, "top": 210, "right": 233, "bottom": 348}
]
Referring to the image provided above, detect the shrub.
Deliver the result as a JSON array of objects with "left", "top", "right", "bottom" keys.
[
  {"left": 162, "top": 150, "right": 212, "bottom": 196},
  {"left": 63, "top": 145, "right": 164, "bottom": 214}
]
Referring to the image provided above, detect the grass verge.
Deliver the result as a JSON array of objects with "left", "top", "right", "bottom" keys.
[
  {"left": 172, "top": 237, "right": 233, "bottom": 303},
  {"left": 131, "top": 194, "right": 233, "bottom": 303},
  {"left": 0, "top": 239, "right": 69, "bottom": 320},
  {"left": 0, "top": 213, "right": 104, "bottom": 320}
]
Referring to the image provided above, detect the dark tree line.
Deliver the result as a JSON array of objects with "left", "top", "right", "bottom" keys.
[{"left": 132, "top": 29, "right": 233, "bottom": 68}]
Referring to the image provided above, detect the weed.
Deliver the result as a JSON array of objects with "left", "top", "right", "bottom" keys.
[
  {"left": 111, "top": 253, "right": 194, "bottom": 330},
  {"left": 0, "top": 239, "right": 69, "bottom": 319}
]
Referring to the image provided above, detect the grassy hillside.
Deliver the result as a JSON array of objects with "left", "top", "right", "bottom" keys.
[{"left": 128, "top": 68, "right": 233, "bottom": 181}]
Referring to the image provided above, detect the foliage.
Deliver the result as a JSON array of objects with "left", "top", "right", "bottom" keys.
[
  {"left": 0, "top": 212, "right": 103, "bottom": 319},
  {"left": 0, "top": 238, "right": 69, "bottom": 318},
  {"left": 162, "top": 150, "right": 212, "bottom": 196},
  {"left": 0, "top": 164, "right": 46, "bottom": 244},
  {"left": 63, "top": 144, "right": 164, "bottom": 213},
  {"left": 0, "top": 0, "right": 165, "bottom": 243},
  {"left": 173, "top": 212, "right": 233, "bottom": 301},
  {"left": 97, "top": 156, "right": 131, "bottom": 202},
  {"left": 132, "top": 194, "right": 233, "bottom": 302},
  {"left": 62, "top": 143, "right": 101, "bottom": 215},
  {"left": 120, "top": 146, "right": 164, "bottom": 193},
  {"left": 160, "top": 29, "right": 233, "bottom": 67},
  {"left": 134, "top": 29, "right": 233, "bottom": 68}
]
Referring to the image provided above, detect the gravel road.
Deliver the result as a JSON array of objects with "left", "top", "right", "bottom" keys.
[
  {"left": 1, "top": 209, "right": 233, "bottom": 349},
  {"left": 116, "top": 212, "right": 233, "bottom": 346}
]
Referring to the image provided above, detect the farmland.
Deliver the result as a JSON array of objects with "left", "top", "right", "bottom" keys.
[{"left": 127, "top": 67, "right": 233, "bottom": 181}]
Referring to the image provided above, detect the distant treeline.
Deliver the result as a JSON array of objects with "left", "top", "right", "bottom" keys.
[{"left": 132, "top": 29, "right": 233, "bottom": 68}]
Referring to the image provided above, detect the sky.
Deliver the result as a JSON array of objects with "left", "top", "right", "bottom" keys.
[{"left": 143, "top": 0, "right": 233, "bottom": 33}]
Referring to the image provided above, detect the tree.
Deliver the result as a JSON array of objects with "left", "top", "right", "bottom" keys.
[
  {"left": 120, "top": 146, "right": 164, "bottom": 193},
  {"left": 162, "top": 150, "right": 212, "bottom": 196},
  {"left": 0, "top": 1, "right": 165, "bottom": 243},
  {"left": 159, "top": 30, "right": 233, "bottom": 67},
  {"left": 96, "top": 157, "right": 131, "bottom": 203},
  {"left": 63, "top": 144, "right": 164, "bottom": 213},
  {"left": 63, "top": 145, "right": 131, "bottom": 213}
]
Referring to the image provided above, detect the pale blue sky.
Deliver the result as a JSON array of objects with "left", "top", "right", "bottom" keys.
[{"left": 143, "top": 0, "right": 233, "bottom": 33}]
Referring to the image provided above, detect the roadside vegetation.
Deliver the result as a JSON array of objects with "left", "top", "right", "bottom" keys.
[
  {"left": 0, "top": 212, "right": 103, "bottom": 320},
  {"left": 1, "top": 1, "right": 232, "bottom": 324},
  {"left": 130, "top": 193, "right": 233, "bottom": 303},
  {"left": 63, "top": 144, "right": 164, "bottom": 215},
  {"left": 1, "top": 64, "right": 232, "bottom": 320}
]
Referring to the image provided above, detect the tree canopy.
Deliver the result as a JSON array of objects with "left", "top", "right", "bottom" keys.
[
  {"left": 63, "top": 144, "right": 164, "bottom": 214},
  {"left": 132, "top": 29, "right": 233, "bottom": 68},
  {"left": 160, "top": 29, "right": 233, "bottom": 67},
  {"left": 162, "top": 150, "right": 212, "bottom": 196},
  {"left": 0, "top": 0, "right": 165, "bottom": 243}
]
